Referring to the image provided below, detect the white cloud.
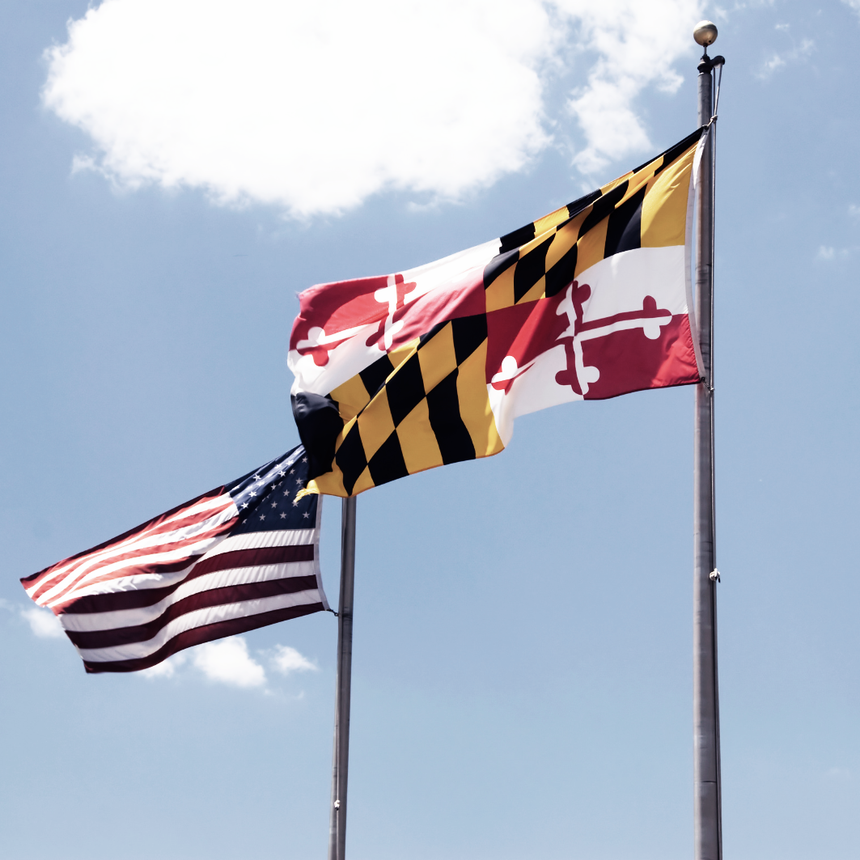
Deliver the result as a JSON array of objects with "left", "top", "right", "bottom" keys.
[
  {"left": 556, "top": 0, "right": 704, "bottom": 175},
  {"left": 816, "top": 245, "right": 849, "bottom": 261},
  {"left": 42, "top": 0, "right": 705, "bottom": 216},
  {"left": 843, "top": 0, "right": 860, "bottom": 19},
  {"left": 270, "top": 644, "right": 317, "bottom": 676},
  {"left": 758, "top": 37, "right": 814, "bottom": 79},
  {"left": 21, "top": 607, "right": 65, "bottom": 639},
  {"left": 760, "top": 53, "right": 785, "bottom": 75},
  {"left": 140, "top": 652, "right": 188, "bottom": 679},
  {"left": 849, "top": 204, "right": 860, "bottom": 218},
  {"left": 191, "top": 637, "right": 267, "bottom": 688},
  {"left": 44, "top": 0, "right": 552, "bottom": 217},
  {"left": 135, "top": 639, "right": 316, "bottom": 687}
]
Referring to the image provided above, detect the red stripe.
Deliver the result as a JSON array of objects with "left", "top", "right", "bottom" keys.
[
  {"left": 191, "top": 544, "right": 315, "bottom": 577},
  {"left": 81, "top": 603, "right": 326, "bottom": 673},
  {"left": 29, "top": 500, "right": 235, "bottom": 606},
  {"left": 57, "top": 543, "right": 316, "bottom": 614},
  {"left": 65, "top": 575, "right": 321, "bottom": 648},
  {"left": 22, "top": 487, "right": 228, "bottom": 587},
  {"left": 30, "top": 503, "right": 232, "bottom": 593}
]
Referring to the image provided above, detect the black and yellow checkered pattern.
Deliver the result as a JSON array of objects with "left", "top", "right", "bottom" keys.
[
  {"left": 307, "top": 312, "right": 504, "bottom": 496},
  {"left": 298, "top": 129, "right": 704, "bottom": 497},
  {"left": 484, "top": 128, "right": 703, "bottom": 314}
]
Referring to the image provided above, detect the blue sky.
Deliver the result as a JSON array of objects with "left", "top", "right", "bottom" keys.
[{"left": 2, "top": 2, "right": 859, "bottom": 858}]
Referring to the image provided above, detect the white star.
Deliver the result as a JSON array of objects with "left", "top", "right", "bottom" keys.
[
  {"left": 278, "top": 469, "right": 286, "bottom": 477},
  {"left": 302, "top": 457, "right": 308, "bottom": 463},
  {"left": 241, "top": 502, "right": 248, "bottom": 509},
  {"left": 283, "top": 490, "right": 290, "bottom": 497},
  {"left": 253, "top": 474, "right": 262, "bottom": 482},
  {"left": 259, "top": 514, "right": 266, "bottom": 521},
  {"left": 302, "top": 512, "right": 310, "bottom": 519},
  {"left": 250, "top": 490, "right": 257, "bottom": 497},
  {"left": 292, "top": 499, "right": 299, "bottom": 507},
  {"left": 270, "top": 501, "right": 278, "bottom": 508},
  {"left": 280, "top": 512, "right": 287, "bottom": 519}
]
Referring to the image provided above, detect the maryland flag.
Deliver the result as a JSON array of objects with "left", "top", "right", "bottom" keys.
[{"left": 289, "top": 128, "right": 707, "bottom": 497}]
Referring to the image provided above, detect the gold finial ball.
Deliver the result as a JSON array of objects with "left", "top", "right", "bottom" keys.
[{"left": 693, "top": 20, "right": 718, "bottom": 47}]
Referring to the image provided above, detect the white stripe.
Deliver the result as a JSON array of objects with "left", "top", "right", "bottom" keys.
[
  {"left": 77, "top": 589, "right": 323, "bottom": 663},
  {"left": 42, "top": 533, "right": 227, "bottom": 608},
  {"left": 51, "top": 527, "right": 318, "bottom": 606},
  {"left": 205, "top": 527, "right": 318, "bottom": 555},
  {"left": 33, "top": 498, "right": 235, "bottom": 603},
  {"left": 59, "top": 560, "right": 319, "bottom": 632},
  {"left": 25, "top": 493, "right": 234, "bottom": 599},
  {"left": 36, "top": 501, "right": 238, "bottom": 607}
]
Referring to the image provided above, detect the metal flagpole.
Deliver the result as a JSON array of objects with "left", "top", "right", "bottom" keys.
[
  {"left": 328, "top": 496, "right": 357, "bottom": 860},
  {"left": 692, "top": 20, "right": 724, "bottom": 860}
]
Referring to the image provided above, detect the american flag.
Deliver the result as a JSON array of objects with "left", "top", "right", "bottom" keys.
[{"left": 21, "top": 446, "right": 329, "bottom": 673}]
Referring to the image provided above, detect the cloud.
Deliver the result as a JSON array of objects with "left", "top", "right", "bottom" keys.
[
  {"left": 556, "top": 0, "right": 704, "bottom": 175},
  {"left": 843, "top": 0, "right": 860, "bottom": 19},
  {"left": 191, "top": 637, "right": 267, "bottom": 688},
  {"left": 44, "top": 0, "right": 552, "bottom": 217},
  {"left": 21, "top": 607, "right": 65, "bottom": 639},
  {"left": 136, "top": 638, "right": 318, "bottom": 687},
  {"left": 758, "top": 34, "right": 814, "bottom": 79},
  {"left": 270, "top": 644, "right": 317, "bottom": 675},
  {"left": 42, "top": 0, "right": 704, "bottom": 216},
  {"left": 816, "top": 245, "right": 849, "bottom": 261},
  {"left": 849, "top": 204, "right": 860, "bottom": 218},
  {"left": 140, "top": 653, "right": 188, "bottom": 679}
]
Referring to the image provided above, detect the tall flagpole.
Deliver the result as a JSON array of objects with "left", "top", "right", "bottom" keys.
[
  {"left": 329, "top": 496, "right": 357, "bottom": 860},
  {"left": 692, "top": 20, "right": 723, "bottom": 860}
]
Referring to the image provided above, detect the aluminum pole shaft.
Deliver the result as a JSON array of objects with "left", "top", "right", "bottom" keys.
[
  {"left": 328, "top": 496, "right": 357, "bottom": 860},
  {"left": 693, "top": 58, "right": 722, "bottom": 860}
]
